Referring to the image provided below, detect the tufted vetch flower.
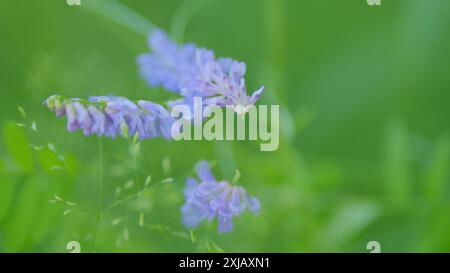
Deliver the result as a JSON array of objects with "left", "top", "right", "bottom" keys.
[
  {"left": 44, "top": 95, "right": 174, "bottom": 140},
  {"left": 138, "top": 29, "right": 264, "bottom": 110},
  {"left": 181, "top": 160, "right": 260, "bottom": 233}
]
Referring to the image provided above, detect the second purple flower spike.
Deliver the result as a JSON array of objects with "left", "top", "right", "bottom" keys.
[{"left": 138, "top": 30, "right": 264, "bottom": 109}]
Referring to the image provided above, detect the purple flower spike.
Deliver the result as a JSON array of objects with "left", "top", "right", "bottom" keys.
[
  {"left": 44, "top": 95, "right": 174, "bottom": 140},
  {"left": 138, "top": 30, "right": 264, "bottom": 108},
  {"left": 181, "top": 160, "right": 260, "bottom": 233}
]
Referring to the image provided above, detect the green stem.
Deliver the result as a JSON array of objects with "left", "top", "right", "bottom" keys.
[
  {"left": 98, "top": 137, "right": 104, "bottom": 210},
  {"left": 82, "top": 0, "right": 155, "bottom": 37},
  {"left": 170, "top": 0, "right": 212, "bottom": 42},
  {"left": 91, "top": 136, "right": 104, "bottom": 252},
  {"left": 134, "top": 145, "right": 140, "bottom": 196}
]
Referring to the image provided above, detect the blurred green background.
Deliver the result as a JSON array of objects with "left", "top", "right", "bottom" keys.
[{"left": 0, "top": 0, "right": 450, "bottom": 252}]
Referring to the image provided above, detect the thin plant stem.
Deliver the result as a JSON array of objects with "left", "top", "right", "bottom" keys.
[
  {"left": 82, "top": 0, "right": 155, "bottom": 37},
  {"left": 98, "top": 137, "right": 104, "bottom": 213},
  {"left": 91, "top": 136, "right": 104, "bottom": 252},
  {"left": 134, "top": 144, "right": 140, "bottom": 196},
  {"left": 170, "top": 0, "right": 212, "bottom": 42}
]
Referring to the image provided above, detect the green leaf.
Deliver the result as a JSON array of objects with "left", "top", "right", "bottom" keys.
[
  {"left": 383, "top": 120, "right": 412, "bottom": 207},
  {"left": 3, "top": 121, "right": 34, "bottom": 173},
  {"left": 17, "top": 106, "right": 26, "bottom": 118},
  {"left": 0, "top": 160, "right": 16, "bottom": 222},
  {"left": 30, "top": 178, "right": 60, "bottom": 244},
  {"left": 37, "top": 146, "right": 64, "bottom": 174},
  {"left": 204, "top": 236, "right": 225, "bottom": 253},
  {"left": 4, "top": 177, "right": 42, "bottom": 251},
  {"left": 322, "top": 201, "right": 381, "bottom": 249},
  {"left": 144, "top": 174, "right": 152, "bottom": 188},
  {"left": 423, "top": 136, "right": 449, "bottom": 203}
]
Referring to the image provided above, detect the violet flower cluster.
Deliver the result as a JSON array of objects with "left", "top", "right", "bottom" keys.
[
  {"left": 182, "top": 161, "right": 260, "bottom": 233},
  {"left": 138, "top": 30, "right": 264, "bottom": 109},
  {"left": 44, "top": 95, "right": 173, "bottom": 140},
  {"left": 43, "top": 29, "right": 262, "bottom": 233}
]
